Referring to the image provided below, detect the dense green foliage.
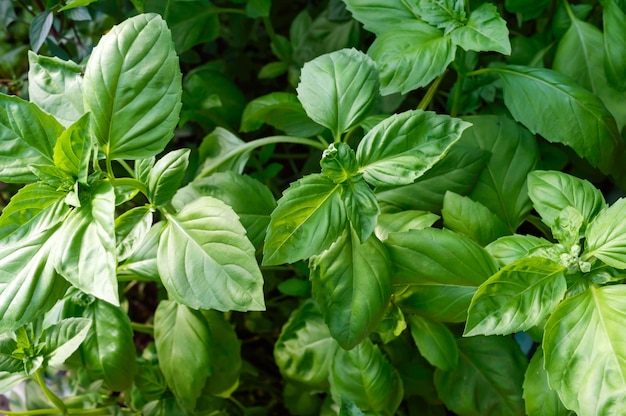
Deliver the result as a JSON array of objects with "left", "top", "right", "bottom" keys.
[{"left": 0, "top": 0, "right": 626, "bottom": 415}]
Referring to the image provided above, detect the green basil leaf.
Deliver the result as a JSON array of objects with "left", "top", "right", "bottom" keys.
[
  {"left": 414, "top": 0, "right": 465, "bottom": 33},
  {"left": 296, "top": 48, "right": 379, "bottom": 140},
  {"left": 0, "top": 94, "right": 63, "bottom": 183},
  {"left": 42, "top": 317, "right": 91, "bottom": 368},
  {"left": 274, "top": 300, "right": 339, "bottom": 390},
  {"left": 309, "top": 227, "right": 391, "bottom": 349},
  {"left": 321, "top": 142, "right": 359, "bottom": 184},
  {"left": 0, "top": 182, "right": 70, "bottom": 243},
  {"left": 330, "top": 338, "right": 403, "bottom": 415},
  {"left": 486, "top": 234, "right": 552, "bottom": 267},
  {"left": 263, "top": 174, "right": 346, "bottom": 266},
  {"left": 463, "top": 115, "right": 537, "bottom": 232},
  {"left": 79, "top": 299, "right": 136, "bottom": 391},
  {"left": 147, "top": 149, "right": 190, "bottom": 207},
  {"left": 135, "top": 157, "right": 155, "bottom": 184},
  {"left": 367, "top": 24, "right": 456, "bottom": 95},
  {"left": 158, "top": 196, "right": 264, "bottom": 311},
  {"left": 118, "top": 221, "right": 163, "bottom": 282},
  {"left": 524, "top": 347, "right": 571, "bottom": 416},
  {"left": 505, "top": 0, "right": 549, "bottom": 20},
  {"left": 240, "top": 92, "right": 324, "bottom": 137},
  {"left": 375, "top": 144, "right": 489, "bottom": 213},
  {"left": 0, "top": 228, "right": 69, "bottom": 332},
  {"left": 449, "top": 3, "right": 511, "bottom": 54},
  {"left": 528, "top": 170, "right": 607, "bottom": 229},
  {"left": 58, "top": 0, "right": 99, "bottom": 11},
  {"left": 342, "top": 0, "right": 420, "bottom": 35},
  {"left": 544, "top": 285, "right": 626, "bottom": 416},
  {"left": 434, "top": 336, "right": 527, "bottom": 416},
  {"left": 465, "top": 257, "right": 567, "bottom": 336},
  {"left": 603, "top": 0, "right": 626, "bottom": 91},
  {"left": 342, "top": 177, "right": 379, "bottom": 243},
  {"left": 409, "top": 315, "right": 458, "bottom": 371},
  {"left": 51, "top": 181, "right": 118, "bottom": 306},
  {"left": 0, "top": 337, "right": 28, "bottom": 392},
  {"left": 585, "top": 197, "right": 626, "bottom": 269},
  {"left": 374, "top": 303, "right": 407, "bottom": 344},
  {"left": 53, "top": 113, "right": 92, "bottom": 184},
  {"left": 200, "top": 310, "right": 241, "bottom": 397},
  {"left": 154, "top": 300, "right": 211, "bottom": 412},
  {"left": 173, "top": 172, "right": 275, "bottom": 250},
  {"left": 493, "top": 65, "right": 621, "bottom": 175},
  {"left": 399, "top": 285, "right": 476, "bottom": 323},
  {"left": 357, "top": 110, "right": 471, "bottom": 187},
  {"left": 375, "top": 210, "right": 439, "bottom": 241},
  {"left": 30, "top": 10, "right": 53, "bottom": 53},
  {"left": 114, "top": 205, "right": 153, "bottom": 262},
  {"left": 83, "top": 13, "right": 182, "bottom": 159},
  {"left": 27, "top": 51, "right": 84, "bottom": 127},
  {"left": 442, "top": 191, "right": 509, "bottom": 246},
  {"left": 195, "top": 127, "right": 251, "bottom": 177},
  {"left": 245, "top": 0, "right": 271, "bottom": 18}
]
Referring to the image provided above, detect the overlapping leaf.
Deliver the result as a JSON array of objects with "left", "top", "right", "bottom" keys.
[
  {"left": 409, "top": 315, "right": 458, "bottom": 371},
  {"left": 585, "top": 198, "right": 626, "bottom": 269},
  {"left": 450, "top": 3, "right": 510, "bottom": 54}
]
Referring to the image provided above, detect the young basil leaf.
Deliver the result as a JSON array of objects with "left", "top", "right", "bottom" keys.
[
  {"left": 465, "top": 257, "right": 567, "bottom": 336},
  {"left": 0, "top": 227, "right": 69, "bottom": 332},
  {"left": 375, "top": 210, "right": 439, "bottom": 241},
  {"left": 195, "top": 127, "right": 251, "bottom": 177},
  {"left": 321, "top": 142, "right": 359, "bottom": 184},
  {"left": 118, "top": 221, "right": 164, "bottom": 282},
  {"left": 603, "top": 0, "right": 626, "bottom": 91},
  {"left": 527, "top": 170, "right": 606, "bottom": 229},
  {"left": 147, "top": 148, "right": 190, "bottom": 207},
  {"left": 585, "top": 197, "right": 626, "bottom": 269},
  {"left": 367, "top": 23, "right": 456, "bottom": 95},
  {"left": 158, "top": 196, "right": 265, "bottom": 311},
  {"left": 0, "top": 94, "right": 63, "bottom": 183},
  {"left": 463, "top": 115, "right": 537, "bottom": 232},
  {"left": 544, "top": 285, "right": 626, "bottom": 416},
  {"left": 263, "top": 173, "right": 346, "bottom": 266},
  {"left": 173, "top": 172, "right": 276, "bottom": 250},
  {"left": 114, "top": 205, "right": 153, "bottom": 262},
  {"left": 53, "top": 113, "right": 92, "bottom": 184},
  {"left": 342, "top": 0, "right": 419, "bottom": 35},
  {"left": 83, "top": 13, "right": 182, "bottom": 159},
  {"left": 240, "top": 92, "right": 324, "bottom": 137},
  {"left": 434, "top": 336, "right": 527, "bottom": 416},
  {"left": 486, "top": 234, "right": 552, "bottom": 267},
  {"left": 309, "top": 227, "right": 391, "bottom": 349},
  {"left": 408, "top": 315, "right": 458, "bottom": 371},
  {"left": 342, "top": 177, "right": 379, "bottom": 243},
  {"left": 27, "top": 51, "right": 84, "bottom": 127},
  {"left": 51, "top": 180, "right": 118, "bottom": 306},
  {"left": 442, "top": 191, "right": 509, "bottom": 246},
  {"left": 493, "top": 66, "right": 621, "bottom": 175},
  {"left": 135, "top": 156, "right": 155, "bottom": 184},
  {"left": 0, "top": 337, "right": 28, "bottom": 393},
  {"left": 523, "top": 347, "right": 571, "bottom": 416},
  {"left": 330, "top": 338, "right": 403, "bottom": 415},
  {"left": 42, "top": 317, "right": 91, "bottom": 368},
  {"left": 0, "top": 182, "right": 70, "bottom": 243},
  {"left": 81, "top": 299, "right": 137, "bottom": 392},
  {"left": 414, "top": 0, "right": 466, "bottom": 34},
  {"left": 154, "top": 300, "right": 212, "bottom": 412},
  {"left": 357, "top": 110, "right": 471, "bottom": 187},
  {"left": 374, "top": 303, "right": 407, "bottom": 344},
  {"left": 297, "top": 48, "right": 379, "bottom": 140},
  {"left": 449, "top": 3, "right": 510, "bottom": 55},
  {"left": 274, "top": 301, "right": 339, "bottom": 390}
]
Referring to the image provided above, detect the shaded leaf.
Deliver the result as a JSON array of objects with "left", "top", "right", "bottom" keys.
[
  {"left": 409, "top": 315, "right": 458, "bottom": 371},
  {"left": 523, "top": 347, "right": 571, "bottom": 416}
]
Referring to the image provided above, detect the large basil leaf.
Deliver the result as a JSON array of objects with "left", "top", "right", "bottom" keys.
[
  {"left": 528, "top": 170, "right": 606, "bottom": 229},
  {"left": 544, "top": 285, "right": 626, "bottom": 416},
  {"left": 200, "top": 310, "right": 241, "bottom": 397},
  {"left": 274, "top": 300, "right": 339, "bottom": 390},
  {"left": 409, "top": 315, "right": 458, "bottom": 371},
  {"left": 342, "top": 0, "right": 419, "bottom": 35},
  {"left": 0, "top": 227, "right": 69, "bottom": 332},
  {"left": 0, "top": 94, "right": 63, "bottom": 183},
  {"left": 449, "top": 3, "right": 511, "bottom": 55},
  {"left": 83, "top": 13, "right": 182, "bottom": 159},
  {"left": 367, "top": 24, "right": 456, "bottom": 95},
  {"left": 603, "top": 0, "right": 626, "bottom": 91},
  {"left": 524, "top": 347, "right": 571, "bottom": 416},
  {"left": 492, "top": 65, "right": 621, "bottom": 175},
  {"left": 309, "top": 227, "right": 391, "bottom": 349},
  {"left": 42, "top": 317, "right": 91, "bottom": 368},
  {"left": 154, "top": 300, "right": 211, "bottom": 412},
  {"left": 263, "top": 174, "right": 346, "bottom": 266},
  {"left": 296, "top": 48, "right": 379, "bottom": 140},
  {"left": 486, "top": 234, "right": 552, "bottom": 267},
  {"left": 27, "top": 51, "right": 84, "bottom": 127},
  {"left": 81, "top": 299, "right": 137, "bottom": 392},
  {"left": 585, "top": 197, "right": 626, "bottom": 269},
  {"left": 147, "top": 148, "right": 190, "bottom": 207},
  {"left": 465, "top": 257, "right": 567, "bottom": 336},
  {"left": 357, "top": 110, "right": 471, "bottom": 187},
  {"left": 463, "top": 115, "right": 537, "bottom": 232},
  {"left": 329, "top": 338, "right": 403, "bottom": 415},
  {"left": 435, "top": 336, "right": 527, "bottom": 416},
  {"left": 158, "top": 196, "right": 265, "bottom": 311},
  {"left": 51, "top": 181, "right": 118, "bottom": 306}
]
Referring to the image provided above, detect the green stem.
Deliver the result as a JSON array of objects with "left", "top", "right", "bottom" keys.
[
  {"left": 418, "top": 72, "right": 446, "bottom": 110},
  {"left": 526, "top": 215, "right": 552, "bottom": 239},
  {"left": 450, "top": 73, "right": 464, "bottom": 117},
  {"left": 109, "top": 177, "right": 148, "bottom": 196},
  {"left": 117, "top": 160, "right": 135, "bottom": 177},
  {"left": 262, "top": 16, "right": 278, "bottom": 44},
  {"left": 131, "top": 322, "right": 155, "bottom": 336},
  {"left": 196, "top": 136, "right": 327, "bottom": 179},
  {"left": 466, "top": 67, "right": 497, "bottom": 77},
  {"left": 34, "top": 369, "right": 67, "bottom": 415}
]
